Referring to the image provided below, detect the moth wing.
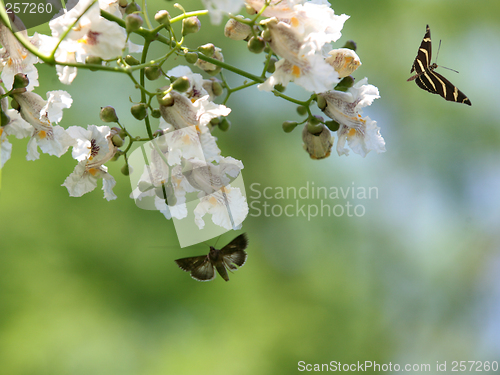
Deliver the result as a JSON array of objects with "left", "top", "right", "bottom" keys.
[
  {"left": 220, "top": 233, "right": 248, "bottom": 270},
  {"left": 190, "top": 259, "right": 216, "bottom": 282},
  {"left": 175, "top": 255, "right": 206, "bottom": 272}
]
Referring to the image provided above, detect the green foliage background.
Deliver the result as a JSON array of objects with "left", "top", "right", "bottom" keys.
[{"left": 1, "top": 0, "right": 500, "bottom": 374}]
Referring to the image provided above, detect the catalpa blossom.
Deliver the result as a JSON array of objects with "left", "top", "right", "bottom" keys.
[
  {"left": 319, "top": 78, "right": 385, "bottom": 157},
  {"left": 0, "top": 15, "right": 40, "bottom": 91},
  {"left": 167, "top": 65, "right": 218, "bottom": 101},
  {"left": 62, "top": 125, "right": 118, "bottom": 200},
  {"left": 158, "top": 91, "right": 231, "bottom": 163},
  {"left": 38, "top": 0, "right": 126, "bottom": 84},
  {"left": 12, "top": 90, "right": 75, "bottom": 160}
]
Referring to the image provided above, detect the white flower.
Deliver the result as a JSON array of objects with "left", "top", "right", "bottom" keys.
[
  {"left": 39, "top": 0, "right": 126, "bottom": 84},
  {"left": 201, "top": 0, "right": 245, "bottom": 25},
  {"left": 62, "top": 125, "right": 118, "bottom": 200},
  {"left": 320, "top": 78, "right": 385, "bottom": 157},
  {"left": 0, "top": 128, "right": 13, "bottom": 168},
  {"left": 258, "top": 17, "right": 341, "bottom": 92},
  {"left": 0, "top": 18, "right": 40, "bottom": 91},
  {"left": 326, "top": 48, "right": 361, "bottom": 78},
  {"left": 166, "top": 65, "right": 214, "bottom": 101},
  {"left": 194, "top": 186, "right": 248, "bottom": 230},
  {"left": 12, "top": 90, "right": 75, "bottom": 160},
  {"left": 259, "top": 53, "right": 338, "bottom": 93},
  {"left": 159, "top": 92, "right": 231, "bottom": 163}
]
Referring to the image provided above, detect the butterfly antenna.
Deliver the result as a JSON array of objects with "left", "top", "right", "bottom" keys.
[
  {"left": 435, "top": 39, "right": 442, "bottom": 63},
  {"left": 435, "top": 39, "right": 459, "bottom": 74}
]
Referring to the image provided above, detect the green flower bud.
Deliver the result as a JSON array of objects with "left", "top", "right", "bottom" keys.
[
  {"left": 261, "top": 28, "right": 272, "bottom": 42},
  {"left": 342, "top": 40, "right": 357, "bottom": 51},
  {"left": 210, "top": 117, "right": 221, "bottom": 126},
  {"left": 124, "top": 55, "right": 140, "bottom": 65},
  {"left": 121, "top": 164, "right": 130, "bottom": 176},
  {"left": 126, "top": 13, "right": 143, "bottom": 33},
  {"left": 247, "top": 36, "right": 266, "bottom": 54},
  {"left": 308, "top": 115, "right": 322, "bottom": 126},
  {"left": 138, "top": 180, "right": 154, "bottom": 192},
  {"left": 325, "top": 120, "right": 340, "bottom": 132},
  {"left": 10, "top": 98, "right": 19, "bottom": 111},
  {"left": 184, "top": 52, "right": 198, "bottom": 64},
  {"left": 151, "top": 109, "right": 161, "bottom": 118},
  {"left": 154, "top": 10, "right": 170, "bottom": 26},
  {"left": 334, "top": 76, "right": 355, "bottom": 92},
  {"left": 274, "top": 84, "right": 286, "bottom": 93},
  {"left": 212, "top": 80, "right": 223, "bottom": 97},
  {"left": 157, "top": 92, "right": 174, "bottom": 106},
  {"left": 118, "top": 0, "right": 128, "bottom": 7},
  {"left": 182, "top": 16, "right": 201, "bottom": 36},
  {"left": 296, "top": 105, "right": 308, "bottom": 116},
  {"left": 85, "top": 55, "right": 103, "bottom": 71},
  {"left": 145, "top": 65, "right": 162, "bottom": 80},
  {"left": 266, "top": 56, "right": 277, "bottom": 73},
  {"left": 307, "top": 122, "right": 323, "bottom": 135},
  {"left": 13, "top": 73, "right": 29, "bottom": 89},
  {"left": 100, "top": 106, "right": 119, "bottom": 122},
  {"left": 125, "top": 1, "right": 140, "bottom": 14},
  {"left": 172, "top": 76, "right": 190, "bottom": 92},
  {"left": 131, "top": 103, "right": 148, "bottom": 120},
  {"left": 111, "top": 134, "right": 124, "bottom": 147},
  {"left": 198, "top": 43, "right": 215, "bottom": 57},
  {"left": 282, "top": 121, "right": 298, "bottom": 133},
  {"left": 302, "top": 124, "right": 333, "bottom": 160},
  {"left": 316, "top": 94, "right": 327, "bottom": 110},
  {"left": 219, "top": 118, "right": 231, "bottom": 131},
  {"left": 245, "top": 4, "right": 257, "bottom": 15}
]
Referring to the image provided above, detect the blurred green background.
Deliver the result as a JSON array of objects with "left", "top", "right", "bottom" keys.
[{"left": 1, "top": 0, "right": 500, "bottom": 374}]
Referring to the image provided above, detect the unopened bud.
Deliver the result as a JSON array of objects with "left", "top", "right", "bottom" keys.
[
  {"left": 184, "top": 52, "right": 198, "bottom": 64},
  {"left": 145, "top": 65, "right": 162, "bottom": 80},
  {"left": 124, "top": 55, "right": 140, "bottom": 65},
  {"left": 121, "top": 164, "right": 130, "bottom": 175},
  {"left": 198, "top": 43, "right": 215, "bottom": 57},
  {"left": 151, "top": 109, "right": 161, "bottom": 118},
  {"left": 182, "top": 16, "right": 201, "bottom": 36},
  {"left": 224, "top": 19, "right": 251, "bottom": 40},
  {"left": 126, "top": 13, "right": 143, "bottom": 33},
  {"left": 100, "top": 106, "right": 119, "bottom": 122},
  {"left": 111, "top": 134, "right": 124, "bottom": 147},
  {"left": 282, "top": 121, "right": 298, "bottom": 133},
  {"left": 131, "top": 103, "right": 148, "bottom": 120},
  {"left": 125, "top": 1, "right": 140, "bottom": 14},
  {"left": 157, "top": 92, "right": 174, "bottom": 106},
  {"left": 266, "top": 56, "right": 277, "bottom": 73},
  {"left": 296, "top": 105, "right": 308, "bottom": 116},
  {"left": 13, "top": 73, "right": 29, "bottom": 89},
  {"left": 154, "top": 10, "right": 170, "bottom": 26},
  {"left": 219, "top": 118, "right": 231, "bottom": 131},
  {"left": 247, "top": 36, "right": 266, "bottom": 54},
  {"left": 85, "top": 55, "right": 103, "bottom": 71},
  {"left": 334, "top": 76, "right": 355, "bottom": 92},
  {"left": 211, "top": 80, "right": 223, "bottom": 97},
  {"left": 1, "top": 108, "right": 10, "bottom": 126},
  {"left": 316, "top": 95, "right": 327, "bottom": 111},
  {"left": 343, "top": 40, "right": 357, "bottom": 51},
  {"left": 325, "top": 120, "right": 340, "bottom": 132},
  {"left": 172, "top": 76, "right": 190, "bottom": 92}
]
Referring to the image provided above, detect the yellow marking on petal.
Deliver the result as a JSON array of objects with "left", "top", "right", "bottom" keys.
[
  {"left": 38, "top": 130, "right": 47, "bottom": 139},
  {"left": 88, "top": 168, "right": 98, "bottom": 176},
  {"left": 78, "top": 37, "right": 88, "bottom": 44},
  {"left": 182, "top": 134, "right": 190, "bottom": 143},
  {"left": 191, "top": 98, "right": 196, "bottom": 103},
  {"left": 292, "top": 65, "right": 301, "bottom": 78},
  {"left": 291, "top": 17, "right": 300, "bottom": 28},
  {"left": 195, "top": 125, "right": 201, "bottom": 133},
  {"left": 0, "top": 128, "right": 3, "bottom": 136},
  {"left": 209, "top": 196, "right": 217, "bottom": 205},
  {"left": 89, "top": 155, "right": 94, "bottom": 160},
  {"left": 348, "top": 128, "right": 357, "bottom": 137}
]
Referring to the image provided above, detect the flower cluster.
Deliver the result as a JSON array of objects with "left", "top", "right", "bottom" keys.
[{"left": 0, "top": 0, "right": 385, "bottom": 235}]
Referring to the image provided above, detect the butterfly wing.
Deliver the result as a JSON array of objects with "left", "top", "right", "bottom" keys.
[
  {"left": 175, "top": 255, "right": 216, "bottom": 281},
  {"left": 426, "top": 70, "right": 472, "bottom": 106},
  {"left": 411, "top": 24, "right": 432, "bottom": 74},
  {"left": 220, "top": 233, "right": 248, "bottom": 271}
]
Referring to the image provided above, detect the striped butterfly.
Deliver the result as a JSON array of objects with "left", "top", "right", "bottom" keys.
[
  {"left": 175, "top": 233, "right": 248, "bottom": 282},
  {"left": 407, "top": 25, "right": 471, "bottom": 106}
]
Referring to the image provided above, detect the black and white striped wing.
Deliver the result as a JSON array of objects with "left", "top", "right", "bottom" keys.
[
  {"left": 416, "top": 70, "right": 471, "bottom": 105},
  {"left": 410, "top": 24, "right": 432, "bottom": 75}
]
